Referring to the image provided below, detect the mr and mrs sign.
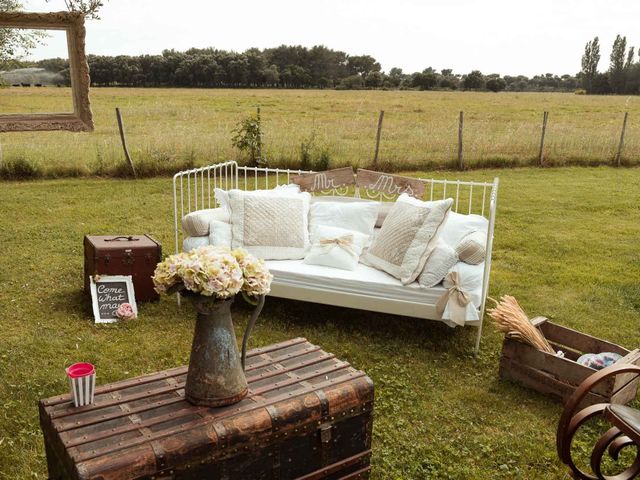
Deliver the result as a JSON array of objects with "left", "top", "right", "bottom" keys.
[{"left": 291, "top": 167, "right": 426, "bottom": 198}]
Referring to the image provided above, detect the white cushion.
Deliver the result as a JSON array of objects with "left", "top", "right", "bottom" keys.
[
  {"left": 309, "top": 201, "right": 378, "bottom": 239},
  {"left": 181, "top": 208, "right": 229, "bottom": 237},
  {"left": 183, "top": 235, "right": 210, "bottom": 252},
  {"left": 209, "top": 219, "right": 232, "bottom": 248},
  {"left": 304, "top": 225, "right": 368, "bottom": 271},
  {"left": 456, "top": 230, "right": 486, "bottom": 265},
  {"left": 228, "top": 190, "right": 311, "bottom": 260},
  {"left": 418, "top": 242, "right": 458, "bottom": 288},
  {"left": 310, "top": 195, "right": 389, "bottom": 227},
  {"left": 439, "top": 211, "right": 488, "bottom": 247},
  {"left": 363, "top": 194, "right": 453, "bottom": 284},
  {"left": 215, "top": 184, "right": 300, "bottom": 213}
]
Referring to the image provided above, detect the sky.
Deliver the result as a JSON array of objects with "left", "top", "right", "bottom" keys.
[{"left": 20, "top": 0, "right": 640, "bottom": 77}]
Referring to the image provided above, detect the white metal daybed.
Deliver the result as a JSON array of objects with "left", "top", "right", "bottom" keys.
[{"left": 173, "top": 161, "right": 498, "bottom": 354}]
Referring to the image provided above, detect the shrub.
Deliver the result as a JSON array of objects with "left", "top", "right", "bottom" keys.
[
  {"left": 314, "top": 149, "right": 331, "bottom": 171},
  {"left": 0, "top": 157, "right": 42, "bottom": 180},
  {"left": 299, "top": 131, "right": 316, "bottom": 171},
  {"left": 231, "top": 110, "right": 264, "bottom": 167}
]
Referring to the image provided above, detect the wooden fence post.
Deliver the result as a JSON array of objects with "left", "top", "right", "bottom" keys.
[
  {"left": 538, "top": 111, "right": 549, "bottom": 166},
  {"left": 458, "top": 111, "right": 464, "bottom": 170},
  {"left": 615, "top": 111, "right": 628, "bottom": 167},
  {"left": 373, "top": 110, "right": 384, "bottom": 167},
  {"left": 115, "top": 107, "right": 137, "bottom": 178},
  {"left": 256, "top": 106, "right": 262, "bottom": 163}
]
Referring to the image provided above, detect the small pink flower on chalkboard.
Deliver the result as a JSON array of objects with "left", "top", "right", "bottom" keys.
[{"left": 115, "top": 303, "right": 136, "bottom": 320}]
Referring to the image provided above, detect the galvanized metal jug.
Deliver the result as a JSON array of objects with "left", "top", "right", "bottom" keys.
[{"left": 185, "top": 295, "right": 265, "bottom": 407}]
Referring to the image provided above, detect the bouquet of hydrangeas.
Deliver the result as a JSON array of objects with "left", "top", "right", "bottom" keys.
[{"left": 153, "top": 246, "right": 273, "bottom": 301}]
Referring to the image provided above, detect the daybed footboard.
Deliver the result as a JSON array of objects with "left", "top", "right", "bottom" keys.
[{"left": 173, "top": 162, "right": 498, "bottom": 354}]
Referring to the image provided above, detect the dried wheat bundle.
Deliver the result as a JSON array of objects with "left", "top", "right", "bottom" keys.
[{"left": 487, "top": 295, "right": 554, "bottom": 354}]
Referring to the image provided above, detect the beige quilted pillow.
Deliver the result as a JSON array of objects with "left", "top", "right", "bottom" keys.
[
  {"left": 228, "top": 190, "right": 311, "bottom": 260},
  {"left": 181, "top": 208, "right": 230, "bottom": 237},
  {"left": 456, "top": 230, "right": 486, "bottom": 265},
  {"left": 363, "top": 194, "right": 453, "bottom": 284}
]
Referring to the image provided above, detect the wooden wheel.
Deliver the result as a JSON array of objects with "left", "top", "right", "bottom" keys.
[{"left": 557, "top": 364, "right": 640, "bottom": 479}]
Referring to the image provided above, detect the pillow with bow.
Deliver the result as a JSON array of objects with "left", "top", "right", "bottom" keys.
[{"left": 304, "top": 225, "right": 369, "bottom": 271}]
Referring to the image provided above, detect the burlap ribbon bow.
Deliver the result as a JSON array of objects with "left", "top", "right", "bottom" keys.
[
  {"left": 436, "top": 271, "right": 471, "bottom": 327},
  {"left": 319, "top": 234, "right": 356, "bottom": 257}
]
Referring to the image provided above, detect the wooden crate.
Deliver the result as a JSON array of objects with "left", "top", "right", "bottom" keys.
[
  {"left": 499, "top": 317, "right": 640, "bottom": 406},
  {"left": 40, "top": 338, "right": 373, "bottom": 480}
]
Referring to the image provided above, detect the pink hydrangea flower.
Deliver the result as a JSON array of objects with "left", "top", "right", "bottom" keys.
[{"left": 115, "top": 303, "right": 136, "bottom": 320}]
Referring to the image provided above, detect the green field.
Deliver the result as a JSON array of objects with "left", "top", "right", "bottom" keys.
[
  {"left": 1, "top": 88, "right": 640, "bottom": 178},
  {"left": 0, "top": 167, "right": 639, "bottom": 479}
]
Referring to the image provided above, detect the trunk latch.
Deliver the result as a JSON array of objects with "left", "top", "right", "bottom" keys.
[{"left": 319, "top": 423, "right": 332, "bottom": 444}]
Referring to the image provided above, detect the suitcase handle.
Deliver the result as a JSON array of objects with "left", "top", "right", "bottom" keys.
[{"left": 105, "top": 236, "right": 139, "bottom": 242}]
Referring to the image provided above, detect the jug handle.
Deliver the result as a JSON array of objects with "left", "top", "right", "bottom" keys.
[{"left": 241, "top": 294, "right": 265, "bottom": 370}]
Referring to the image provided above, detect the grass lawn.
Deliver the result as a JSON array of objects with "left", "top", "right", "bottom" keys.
[
  {"left": 0, "top": 166, "right": 639, "bottom": 479},
  {"left": 2, "top": 88, "right": 640, "bottom": 178}
]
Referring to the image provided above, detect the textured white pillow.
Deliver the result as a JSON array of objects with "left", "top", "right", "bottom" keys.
[
  {"left": 439, "top": 211, "right": 488, "bottom": 248},
  {"left": 209, "top": 220, "right": 232, "bottom": 248},
  {"left": 363, "top": 194, "right": 453, "bottom": 284},
  {"left": 309, "top": 201, "right": 378, "bottom": 239},
  {"left": 456, "top": 230, "right": 486, "bottom": 265},
  {"left": 181, "top": 208, "right": 230, "bottom": 237},
  {"left": 418, "top": 241, "right": 459, "bottom": 288},
  {"left": 304, "top": 225, "right": 368, "bottom": 271},
  {"left": 309, "top": 196, "right": 389, "bottom": 228},
  {"left": 183, "top": 236, "right": 210, "bottom": 252},
  {"left": 228, "top": 190, "right": 311, "bottom": 260},
  {"left": 215, "top": 184, "right": 300, "bottom": 213}
]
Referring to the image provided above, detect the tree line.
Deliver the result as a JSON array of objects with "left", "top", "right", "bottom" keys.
[
  {"left": 580, "top": 35, "right": 640, "bottom": 94},
  {"left": 11, "top": 38, "right": 640, "bottom": 94},
  {"left": 6, "top": 45, "right": 580, "bottom": 92}
]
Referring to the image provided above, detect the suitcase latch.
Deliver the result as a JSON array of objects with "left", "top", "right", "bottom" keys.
[
  {"left": 123, "top": 250, "right": 134, "bottom": 265},
  {"left": 319, "top": 423, "right": 332, "bottom": 444}
]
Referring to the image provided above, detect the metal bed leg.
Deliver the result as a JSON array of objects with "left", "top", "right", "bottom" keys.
[{"left": 473, "top": 322, "right": 483, "bottom": 356}]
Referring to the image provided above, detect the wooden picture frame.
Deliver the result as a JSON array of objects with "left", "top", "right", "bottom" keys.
[
  {"left": 0, "top": 11, "right": 94, "bottom": 132},
  {"left": 90, "top": 275, "right": 137, "bottom": 324}
]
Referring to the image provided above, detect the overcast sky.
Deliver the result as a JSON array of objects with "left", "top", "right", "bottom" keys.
[{"left": 21, "top": 0, "right": 640, "bottom": 77}]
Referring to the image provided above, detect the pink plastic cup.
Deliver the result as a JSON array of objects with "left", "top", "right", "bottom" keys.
[{"left": 66, "top": 362, "right": 96, "bottom": 407}]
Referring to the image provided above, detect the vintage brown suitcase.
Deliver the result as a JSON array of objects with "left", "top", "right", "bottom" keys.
[
  {"left": 40, "top": 338, "right": 374, "bottom": 480},
  {"left": 83, "top": 235, "right": 162, "bottom": 302}
]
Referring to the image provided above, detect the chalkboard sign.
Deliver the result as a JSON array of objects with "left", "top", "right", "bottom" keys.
[{"left": 90, "top": 275, "right": 137, "bottom": 324}]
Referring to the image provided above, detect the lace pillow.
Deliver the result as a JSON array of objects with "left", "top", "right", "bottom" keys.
[
  {"left": 363, "top": 194, "right": 453, "bottom": 284},
  {"left": 228, "top": 190, "right": 311, "bottom": 260}
]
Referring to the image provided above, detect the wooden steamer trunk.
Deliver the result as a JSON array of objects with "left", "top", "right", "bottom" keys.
[
  {"left": 499, "top": 317, "right": 640, "bottom": 406},
  {"left": 84, "top": 235, "right": 162, "bottom": 302},
  {"left": 40, "top": 338, "right": 374, "bottom": 479}
]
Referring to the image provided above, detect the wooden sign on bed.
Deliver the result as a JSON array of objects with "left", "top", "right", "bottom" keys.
[
  {"left": 356, "top": 169, "right": 425, "bottom": 198},
  {"left": 290, "top": 167, "right": 355, "bottom": 192}
]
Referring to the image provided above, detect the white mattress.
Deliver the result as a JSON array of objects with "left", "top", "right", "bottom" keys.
[
  {"left": 265, "top": 260, "right": 485, "bottom": 326},
  {"left": 266, "top": 260, "right": 447, "bottom": 305}
]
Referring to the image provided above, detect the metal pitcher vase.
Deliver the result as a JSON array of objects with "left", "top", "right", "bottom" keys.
[{"left": 185, "top": 295, "right": 265, "bottom": 407}]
